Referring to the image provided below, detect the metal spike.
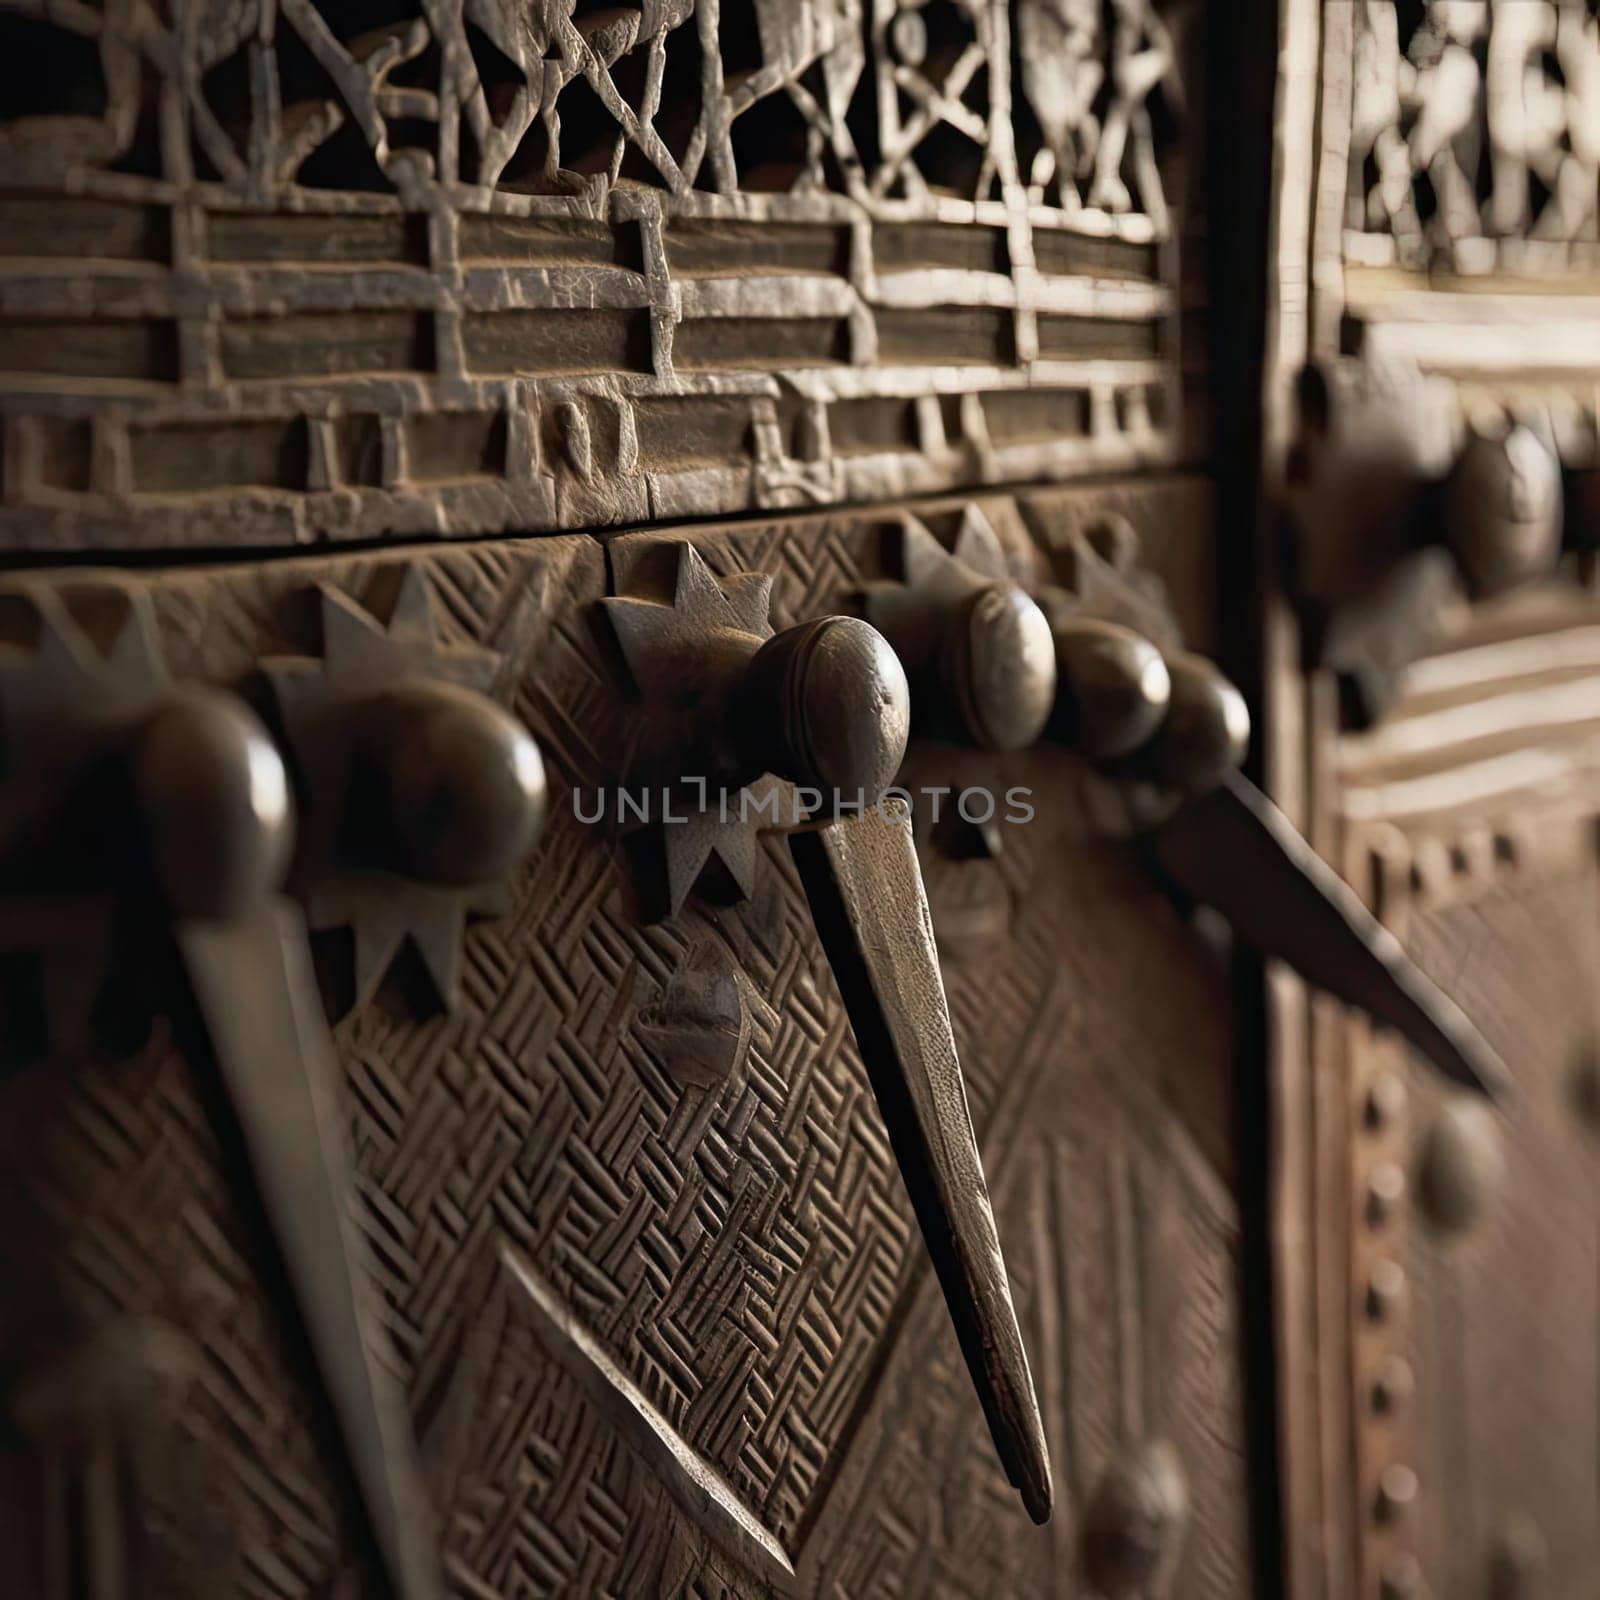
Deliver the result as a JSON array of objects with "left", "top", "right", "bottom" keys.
[
  {"left": 789, "top": 800, "right": 1053, "bottom": 1524},
  {"left": 1146, "top": 771, "right": 1509, "bottom": 1099},
  {"left": 175, "top": 902, "right": 441, "bottom": 1600}
]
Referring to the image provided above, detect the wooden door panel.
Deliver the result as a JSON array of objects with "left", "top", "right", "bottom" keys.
[
  {"left": 1266, "top": 4, "right": 1600, "bottom": 1593},
  {"left": 0, "top": 0, "right": 1194, "bottom": 559},
  {"left": 0, "top": 0, "right": 1283, "bottom": 1592},
  {"left": 0, "top": 480, "right": 1248, "bottom": 1597},
  {"left": 1331, "top": 628, "right": 1600, "bottom": 1600},
  {"left": 1403, "top": 863, "right": 1600, "bottom": 1594}
]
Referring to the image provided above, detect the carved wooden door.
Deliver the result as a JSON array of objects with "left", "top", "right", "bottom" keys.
[
  {"left": 1266, "top": 4, "right": 1600, "bottom": 1598},
  {"left": 0, "top": 2, "right": 1589, "bottom": 1598}
]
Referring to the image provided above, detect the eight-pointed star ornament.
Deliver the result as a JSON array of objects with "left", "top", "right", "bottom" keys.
[
  {"left": 264, "top": 563, "right": 545, "bottom": 1014},
  {"left": 601, "top": 538, "right": 805, "bottom": 918}
]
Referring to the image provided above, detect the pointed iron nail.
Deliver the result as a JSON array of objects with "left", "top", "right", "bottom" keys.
[
  {"left": 176, "top": 904, "right": 441, "bottom": 1600},
  {"left": 790, "top": 801, "right": 1053, "bottom": 1523},
  {"left": 1147, "top": 771, "right": 1509, "bottom": 1099}
]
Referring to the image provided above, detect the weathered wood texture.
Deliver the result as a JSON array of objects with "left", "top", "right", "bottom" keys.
[
  {"left": 0, "top": 3, "right": 1265, "bottom": 1594},
  {"left": 1317, "top": 0, "right": 1600, "bottom": 443},
  {"left": 0, "top": 484, "right": 1251, "bottom": 1597}
]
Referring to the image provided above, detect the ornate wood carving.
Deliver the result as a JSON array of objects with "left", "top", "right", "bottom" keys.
[
  {"left": 1341, "top": 0, "right": 1600, "bottom": 270},
  {"left": 0, "top": 572, "right": 446, "bottom": 1600},
  {"left": 0, "top": 0, "right": 1293, "bottom": 1589},
  {"left": 598, "top": 527, "right": 1055, "bottom": 1524},
  {"left": 0, "top": 0, "right": 1185, "bottom": 553},
  {"left": 264, "top": 562, "right": 550, "bottom": 1015}
]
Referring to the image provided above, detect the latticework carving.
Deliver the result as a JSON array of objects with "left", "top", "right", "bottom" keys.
[
  {"left": 0, "top": 0, "right": 1183, "bottom": 552},
  {"left": 1342, "top": 0, "right": 1600, "bottom": 271}
]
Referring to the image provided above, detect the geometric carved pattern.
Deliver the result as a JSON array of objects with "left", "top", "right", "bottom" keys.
[
  {"left": 0, "top": 0, "right": 1180, "bottom": 552},
  {"left": 1343, "top": 0, "right": 1600, "bottom": 271},
  {"left": 0, "top": 0, "right": 1181, "bottom": 212},
  {"left": 307, "top": 535, "right": 921, "bottom": 1568},
  {"left": 0, "top": 483, "right": 1247, "bottom": 1596}
]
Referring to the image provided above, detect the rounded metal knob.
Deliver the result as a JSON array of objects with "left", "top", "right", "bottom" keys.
[
  {"left": 1049, "top": 617, "right": 1172, "bottom": 760},
  {"left": 1491, "top": 1511, "right": 1549, "bottom": 1600},
  {"left": 359, "top": 679, "right": 547, "bottom": 887},
  {"left": 1366, "top": 1258, "right": 1406, "bottom": 1322},
  {"left": 1364, "top": 1072, "right": 1409, "bottom": 1131},
  {"left": 941, "top": 583, "right": 1056, "bottom": 752},
  {"left": 1137, "top": 652, "right": 1251, "bottom": 795},
  {"left": 1081, "top": 1439, "right": 1189, "bottom": 1597},
  {"left": 1366, "top": 1159, "right": 1407, "bottom": 1226},
  {"left": 1570, "top": 1038, "right": 1600, "bottom": 1132},
  {"left": 1416, "top": 1098, "right": 1503, "bottom": 1235},
  {"left": 733, "top": 616, "right": 910, "bottom": 800},
  {"left": 1371, "top": 1354, "right": 1414, "bottom": 1415},
  {"left": 130, "top": 687, "right": 294, "bottom": 919},
  {"left": 1374, "top": 1463, "right": 1419, "bottom": 1525},
  {"left": 1444, "top": 424, "right": 1562, "bottom": 597},
  {"left": 1379, "top": 1554, "right": 1424, "bottom": 1600}
]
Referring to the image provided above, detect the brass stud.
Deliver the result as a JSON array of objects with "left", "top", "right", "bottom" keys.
[
  {"left": 1416, "top": 1099, "right": 1503, "bottom": 1235},
  {"left": 1490, "top": 1510, "right": 1549, "bottom": 1599},
  {"left": 1443, "top": 423, "right": 1563, "bottom": 598},
  {"left": 1364, "top": 1073, "right": 1408, "bottom": 1132},
  {"left": 1081, "top": 1439, "right": 1189, "bottom": 1597},
  {"left": 945, "top": 583, "right": 1057, "bottom": 753},
  {"left": 1374, "top": 1463, "right": 1419, "bottom": 1524},
  {"left": 1366, "top": 1259, "right": 1406, "bottom": 1322},
  {"left": 1133, "top": 651, "right": 1251, "bottom": 796},
  {"left": 1379, "top": 1552, "right": 1423, "bottom": 1599},
  {"left": 1371, "top": 1355, "right": 1414, "bottom": 1415},
  {"left": 735, "top": 614, "right": 912, "bottom": 797},
  {"left": 1048, "top": 615, "right": 1172, "bottom": 760},
  {"left": 1366, "top": 1160, "right": 1407, "bottom": 1226},
  {"left": 362, "top": 680, "right": 548, "bottom": 889},
  {"left": 131, "top": 687, "right": 295, "bottom": 919},
  {"left": 1570, "top": 1038, "right": 1600, "bottom": 1134},
  {"left": 862, "top": 509, "right": 1056, "bottom": 753}
]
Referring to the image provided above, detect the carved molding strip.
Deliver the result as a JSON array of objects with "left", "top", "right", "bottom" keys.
[
  {"left": 1338, "top": 595, "right": 1600, "bottom": 826},
  {"left": 1331, "top": 803, "right": 1600, "bottom": 1600},
  {"left": 1316, "top": 578, "right": 1600, "bottom": 1599}
]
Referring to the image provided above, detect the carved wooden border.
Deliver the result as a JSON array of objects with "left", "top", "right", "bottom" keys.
[{"left": 0, "top": 0, "right": 1191, "bottom": 552}]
